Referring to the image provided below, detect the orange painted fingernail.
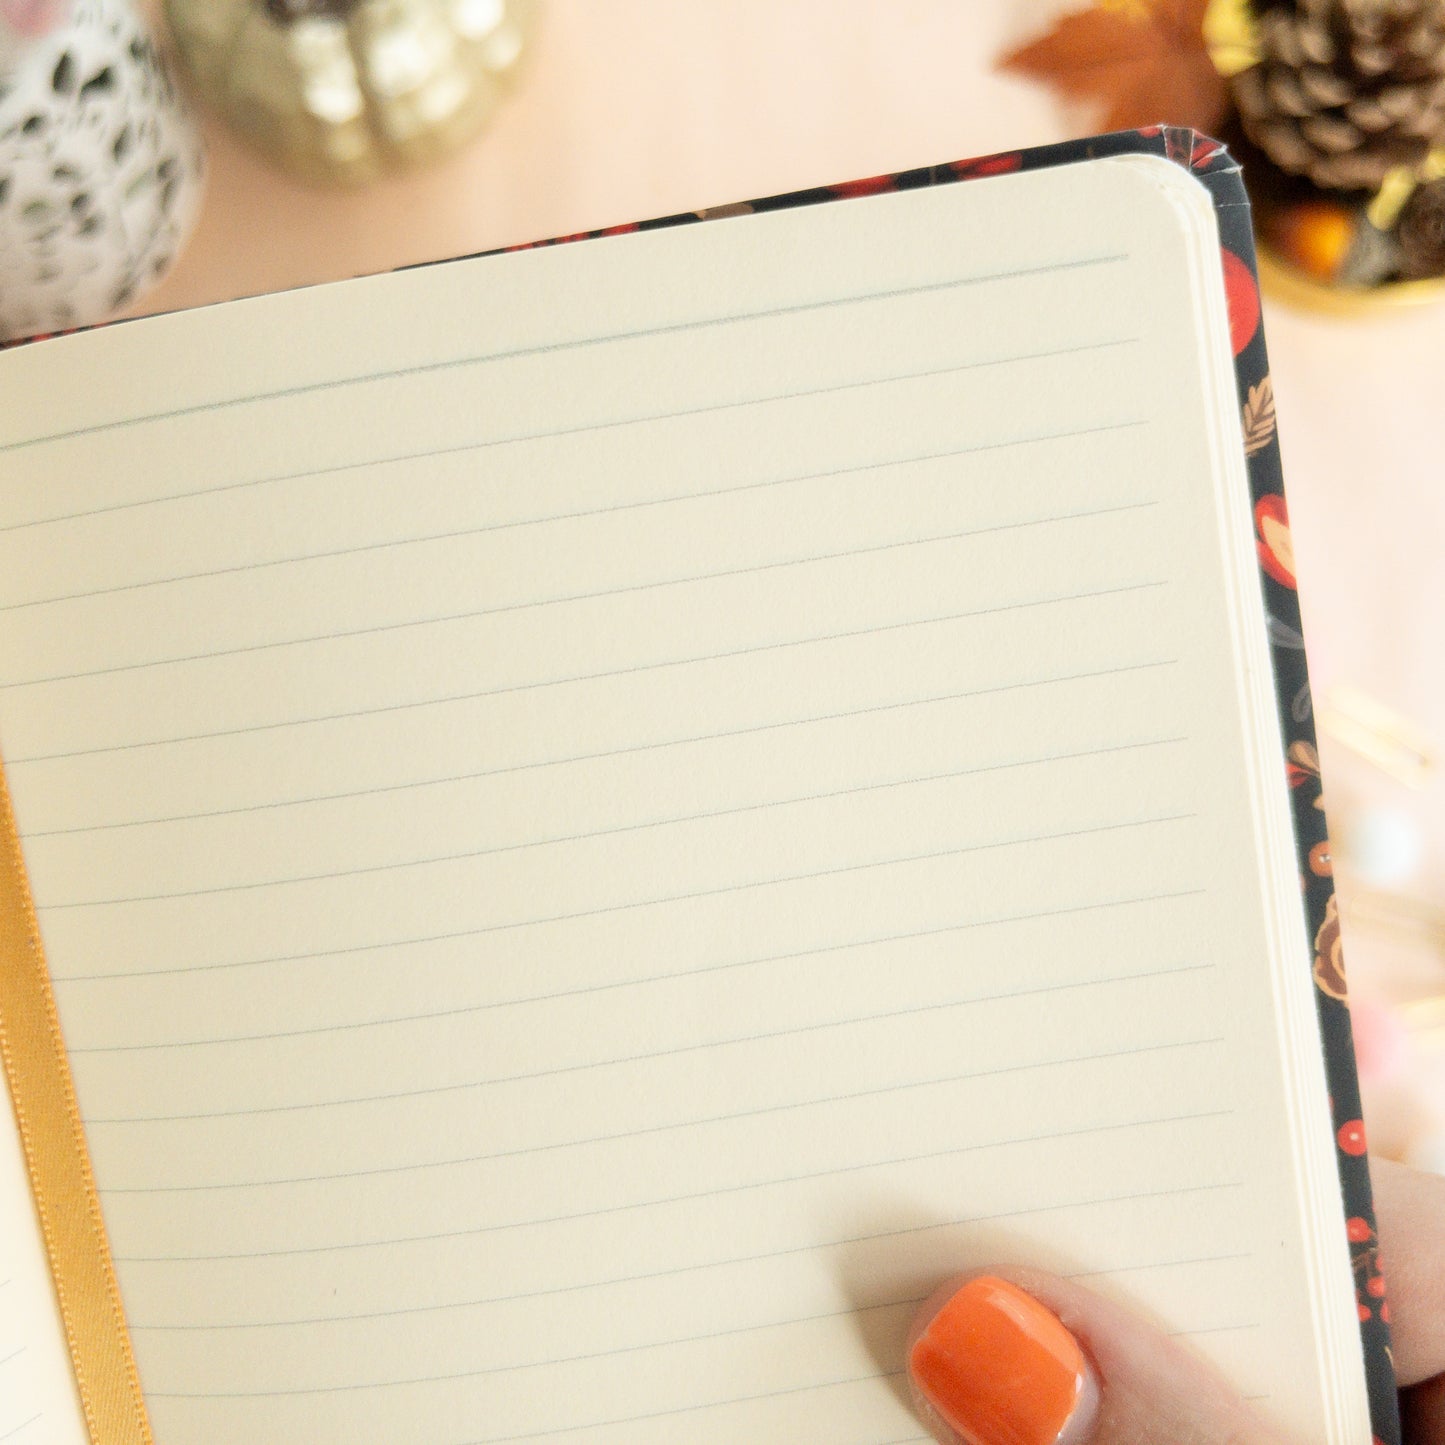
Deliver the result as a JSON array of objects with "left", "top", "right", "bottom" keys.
[{"left": 908, "top": 1276, "right": 1092, "bottom": 1445}]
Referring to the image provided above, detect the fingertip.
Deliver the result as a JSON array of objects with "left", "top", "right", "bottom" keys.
[
  {"left": 908, "top": 1267, "right": 1287, "bottom": 1445},
  {"left": 906, "top": 1273, "right": 1097, "bottom": 1445}
]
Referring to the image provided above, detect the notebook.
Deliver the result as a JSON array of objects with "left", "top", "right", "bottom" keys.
[{"left": 0, "top": 128, "right": 1397, "bottom": 1445}]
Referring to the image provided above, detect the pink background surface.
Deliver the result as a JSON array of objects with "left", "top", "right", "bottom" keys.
[{"left": 127, "top": 0, "right": 1445, "bottom": 1147}]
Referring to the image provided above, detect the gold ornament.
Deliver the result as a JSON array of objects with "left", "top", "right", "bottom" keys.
[
  {"left": 165, "top": 0, "right": 535, "bottom": 185},
  {"left": 1203, "top": 0, "right": 1261, "bottom": 78}
]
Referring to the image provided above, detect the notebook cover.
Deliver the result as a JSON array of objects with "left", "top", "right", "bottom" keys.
[{"left": 0, "top": 128, "right": 1397, "bottom": 1445}]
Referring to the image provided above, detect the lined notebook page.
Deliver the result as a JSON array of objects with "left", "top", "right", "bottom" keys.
[{"left": 0, "top": 156, "right": 1358, "bottom": 1444}]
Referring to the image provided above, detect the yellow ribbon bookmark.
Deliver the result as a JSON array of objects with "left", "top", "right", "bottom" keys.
[{"left": 0, "top": 758, "right": 153, "bottom": 1445}]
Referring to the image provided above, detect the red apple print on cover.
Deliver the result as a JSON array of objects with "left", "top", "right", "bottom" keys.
[
  {"left": 1255, "top": 495, "right": 1296, "bottom": 588},
  {"left": 1190, "top": 134, "right": 1226, "bottom": 170},
  {"left": 1221, "top": 247, "right": 1260, "bottom": 355},
  {"left": 1338, "top": 1118, "right": 1368, "bottom": 1156},
  {"left": 831, "top": 173, "right": 898, "bottom": 198},
  {"left": 951, "top": 151, "right": 1023, "bottom": 180}
]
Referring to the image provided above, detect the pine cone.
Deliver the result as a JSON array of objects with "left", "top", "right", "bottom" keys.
[{"left": 1233, "top": 0, "right": 1445, "bottom": 192}]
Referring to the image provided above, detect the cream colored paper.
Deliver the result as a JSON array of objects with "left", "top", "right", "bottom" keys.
[{"left": 0, "top": 156, "right": 1365, "bottom": 1444}]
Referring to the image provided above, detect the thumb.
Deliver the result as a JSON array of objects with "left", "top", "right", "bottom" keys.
[{"left": 906, "top": 1271, "right": 1290, "bottom": 1445}]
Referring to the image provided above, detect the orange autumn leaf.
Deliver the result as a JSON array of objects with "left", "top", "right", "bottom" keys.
[{"left": 1001, "top": 0, "right": 1227, "bottom": 133}]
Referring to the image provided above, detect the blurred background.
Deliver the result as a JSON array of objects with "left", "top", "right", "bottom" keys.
[{"left": 5, "top": 0, "right": 1443, "bottom": 1160}]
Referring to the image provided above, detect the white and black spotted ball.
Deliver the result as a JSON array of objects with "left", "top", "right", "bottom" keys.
[{"left": 0, "top": 0, "right": 203, "bottom": 342}]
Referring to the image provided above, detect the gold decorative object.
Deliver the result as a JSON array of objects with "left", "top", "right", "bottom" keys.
[
  {"left": 164, "top": 0, "right": 536, "bottom": 185},
  {"left": 1204, "top": 0, "right": 1263, "bottom": 76}
]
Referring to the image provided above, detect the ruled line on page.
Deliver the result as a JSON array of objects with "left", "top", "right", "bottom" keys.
[
  {"left": 137, "top": 1292, "right": 927, "bottom": 1353},
  {"left": 136, "top": 1271, "right": 1257, "bottom": 1397},
  {"left": 25, "top": 657, "right": 1179, "bottom": 830},
  {"left": 52, "top": 734, "right": 1186, "bottom": 915},
  {"left": 0, "top": 384, "right": 1146, "bottom": 577},
  {"left": 1074, "top": 1250, "right": 1255, "bottom": 1281},
  {"left": 137, "top": 1293, "right": 1260, "bottom": 1418},
  {"left": 57, "top": 881, "right": 1206, "bottom": 987},
  {"left": 0, "top": 251, "right": 1130, "bottom": 465},
  {"left": 453, "top": 1369, "right": 912, "bottom": 1445},
  {"left": 53, "top": 807, "right": 1194, "bottom": 933},
  {"left": 140, "top": 1294, "right": 919, "bottom": 1346},
  {"left": 125, "top": 1166, "right": 1243, "bottom": 1342},
  {"left": 101, "top": 1015, "right": 1219, "bottom": 1193},
  {"left": 72, "top": 930, "right": 1201, "bottom": 1059},
  {"left": 111, "top": 1093, "right": 1230, "bottom": 1265},
  {"left": 83, "top": 911, "right": 1206, "bottom": 1127},
  {"left": 151, "top": 1363, "right": 909, "bottom": 1414},
  {"left": 118, "top": 1098, "right": 1236, "bottom": 1260},
  {"left": 455, "top": 1367, "right": 913, "bottom": 1445},
  {"left": 66, "top": 818, "right": 1196, "bottom": 1063},
  {"left": 0, "top": 426, "right": 1145, "bottom": 615},
  {"left": 0, "top": 1417, "right": 41, "bottom": 1444},
  {"left": 0, "top": 1348, "right": 25, "bottom": 1369},
  {"left": 7, "top": 579, "right": 1170, "bottom": 764},
  {"left": 65, "top": 942, "right": 1208, "bottom": 1144},
  {"left": 91, "top": 1053, "right": 1227, "bottom": 1217},
  {"left": 129, "top": 1245, "right": 1251, "bottom": 1335},
  {"left": 0, "top": 497, "right": 1158, "bottom": 692},
  {"left": 124, "top": 1103, "right": 1231, "bottom": 1329}
]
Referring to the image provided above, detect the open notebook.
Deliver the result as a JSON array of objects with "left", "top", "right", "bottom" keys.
[{"left": 0, "top": 129, "right": 1395, "bottom": 1445}]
